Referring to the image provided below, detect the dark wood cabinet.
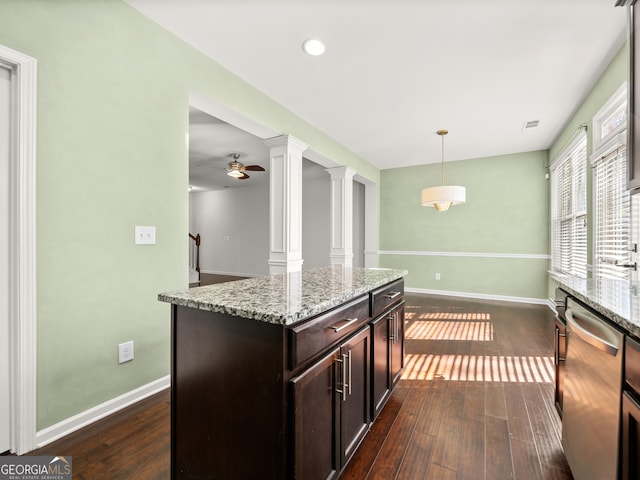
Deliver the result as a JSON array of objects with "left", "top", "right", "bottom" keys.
[
  {"left": 171, "top": 307, "right": 287, "bottom": 479},
  {"left": 628, "top": 1, "right": 640, "bottom": 191},
  {"left": 371, "top": 302, "right": 405, "bottom": 420},
  {"left": 621, "top": 391, "right": 640, "bottom": 480},
  {"left": 390, "top": 304, "right": 405, "bottom": 388},
  {"left": 290, "top": 326, "right": 371, "bottom": 479},
  {"left": 554, "top": 315, "right": 566, "bottom": 417},
  {"left": 290, "top": 347, "right": 341, "bottom": 480},
  {"left": 371, "top": 313, "right": 391, "bottom": 420},
  {"left": 623, "top": 336, "right": 640, "bottom": 480},
  {"left": 339, "top": 327, "right": 371, "bottom": 466},
  {"left": 170, "top": 279, "right": 404, "bottom": 480}
]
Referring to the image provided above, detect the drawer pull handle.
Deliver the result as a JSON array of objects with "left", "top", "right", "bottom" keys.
[
  {"left": 347, "top": 350, "right": 352, "bottom": 396},
  {"left": 335, "top": 353, "right": 348, "bottom": 401},
  {"left": 330, "top": 318, "right": 358, "bottom": 333},
  {"left": 389, "top": 312, "right": 400, "bottom": 344},
  {"left": 384, "top": 291, "right": 401, "bottom": 300}
]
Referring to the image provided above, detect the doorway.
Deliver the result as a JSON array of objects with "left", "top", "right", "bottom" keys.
[
  {"left": 0, "top": 63, "right": 10, "bottom": 455},
  {"left": 0, "top": 43, "right": 37, "bottom": 455}
]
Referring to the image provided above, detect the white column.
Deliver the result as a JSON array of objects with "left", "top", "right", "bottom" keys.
[
  {"left": 263, "top": 135, "right": 308, "bottom": 274},
  {"left": 327, "top": 166, "right": 356, "bottom": 267}
]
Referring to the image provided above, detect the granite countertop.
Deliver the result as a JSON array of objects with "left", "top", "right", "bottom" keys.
[
  {"left": 551, "top": 273, "right": 640, "bottom": 338},
  {"left": 158, "top": 266, "right": 407, "bottom": 326}
]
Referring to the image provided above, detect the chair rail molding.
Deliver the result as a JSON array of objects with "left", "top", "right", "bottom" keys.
[
  {"left": 379, "top": 250, "right": 550, "bottom": 260},
  {"left": 0, "top": 42, "right": 38, "bottom": 455}
]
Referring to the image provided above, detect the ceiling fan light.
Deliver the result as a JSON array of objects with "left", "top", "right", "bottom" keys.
[{"left": 227, "top": 170, "right": 243, "bottom": 178}]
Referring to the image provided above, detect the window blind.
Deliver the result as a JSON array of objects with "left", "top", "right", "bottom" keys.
[
  {"left": 593, "top": 145, "right": 631, "bottom": 280},
  {"left": 551, "top": 133, "right": 587, "bottom": 277}
]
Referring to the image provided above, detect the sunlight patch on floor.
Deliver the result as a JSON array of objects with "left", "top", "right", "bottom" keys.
[
  {"left": 405, "top": 320, "right": 494, "bottom": 341},
  {"left": 401, "top": 353, "right": 554, "bottom": 383}
]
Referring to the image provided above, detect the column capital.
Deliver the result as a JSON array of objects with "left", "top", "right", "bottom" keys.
[
  {"left": 326, "top": 165, "right": 357, "bottom": 179},
  {"left": 262, "top": 135, "right": 308, "bottom": 153}
]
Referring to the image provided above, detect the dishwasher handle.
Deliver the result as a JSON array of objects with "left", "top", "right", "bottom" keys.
[{"left": 566, "top": 307, "right": 619, "bottom": 356}]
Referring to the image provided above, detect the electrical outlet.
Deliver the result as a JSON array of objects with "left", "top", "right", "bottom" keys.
[
  {"left": 435, "top": 273, "right": 441, "bottom": 280},
  {"left": 118, "top": 340, "right": 134, "bottom": 364}
]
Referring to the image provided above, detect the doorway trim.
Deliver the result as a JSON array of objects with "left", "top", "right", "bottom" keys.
[{"left": 0, "top": 43, "right": 37, "bottom": 455}]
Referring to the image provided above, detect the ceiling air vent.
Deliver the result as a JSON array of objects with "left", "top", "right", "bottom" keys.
[{"left": 522, "top": 120, "right": 540, "bottom": 130}]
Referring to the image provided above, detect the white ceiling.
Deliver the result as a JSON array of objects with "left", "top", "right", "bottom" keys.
[
  {"left": 188, "top": 106, "right": 326, "bottom": 191},
  {"left": 128, "top": 0, "right": 628, "bottom": 183},
  {"left": 188, "top": 107, "right": 269, "bottom": 191}
]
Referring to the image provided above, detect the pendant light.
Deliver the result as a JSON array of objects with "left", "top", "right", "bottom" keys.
[{"left": 421, "top": 129, "right": 466, "bottom": 211}]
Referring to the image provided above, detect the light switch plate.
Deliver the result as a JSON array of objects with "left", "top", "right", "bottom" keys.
[{"left": 135, "top": 226, "right": 156, "bottom": 245}]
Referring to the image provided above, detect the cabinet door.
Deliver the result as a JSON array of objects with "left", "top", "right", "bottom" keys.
[
  {"left": 290, "top": 347, "right": 340, "bottom": 480},
  {"left": 340, "top": 326, "right": 371, "bottom": 467},
  {"left": 622, "top": 391, "right": 640, "bottom": 480},
  {"left": 629, "top": 3, "right": 640, "bottom": 191},
  {"left": 371, "top": 314, "right": 391, "bottom": 420},
  {"left": 390, "top": 304, "right": 405, "bottom": 387}
]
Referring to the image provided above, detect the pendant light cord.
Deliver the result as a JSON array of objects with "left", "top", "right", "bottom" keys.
[
  {"left": 437, "top": 129, "right": 448, "bottom": 185},
  {"left": 441, "top": 132, "right": 445, "bottom": 185}
]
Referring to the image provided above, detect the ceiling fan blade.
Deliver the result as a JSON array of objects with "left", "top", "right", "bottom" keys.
[
  {"left": 238, "top": 173, "right": 250, "bottom": 180},
  {"left": 242, "top": 165, "right": 265, "bottom": 172}
]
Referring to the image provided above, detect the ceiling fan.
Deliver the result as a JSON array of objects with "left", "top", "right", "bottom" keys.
[{"left": 226, "top": 153, "right": 265, "bottom": 180}]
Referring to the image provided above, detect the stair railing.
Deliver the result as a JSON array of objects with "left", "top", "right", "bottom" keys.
[{"left": 188, "top": 233, "right": 201, "bottom": 281}]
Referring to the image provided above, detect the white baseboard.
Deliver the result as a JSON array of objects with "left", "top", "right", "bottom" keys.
[
  {"left": 405, "top": 287, "right": 549, "bottom": 306},
  {"left": 199, "top": 269, "right": 260, "bottom": 277},
  {"left": 35, "top": 375, "right": 170, "bottom": 449}
]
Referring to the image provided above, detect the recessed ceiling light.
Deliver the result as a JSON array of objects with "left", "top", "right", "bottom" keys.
[{"left": 302, "top": 38, "right": 325, "bottom": 56}]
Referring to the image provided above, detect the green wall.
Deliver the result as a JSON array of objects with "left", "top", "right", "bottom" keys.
[
  {"left": 1, "top": 0, "right": 627, "bottom": 433},
  {"left": 0, "top": 0, "right": 378, "bottom": 430},
  {"left": 379, "top": 151, "right": 550, "bottom": 300},
  {"left": 547, "top": 42, "right": 628, "bottom": 299}
]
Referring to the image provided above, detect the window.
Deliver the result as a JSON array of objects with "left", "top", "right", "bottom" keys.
[
  {"left": 593, "top": 144, "right": 631, "bottom": 279},
  {"left": 593, "top": 83, "right": 627, "bottom": 146},
  {"left": 592, "top": 83, "right": 630, "bottom": 280},
  {"left": 551, "top": 132, "right": 587, "bottom": 277}
]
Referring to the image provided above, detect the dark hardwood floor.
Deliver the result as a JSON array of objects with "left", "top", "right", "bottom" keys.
[
  {"left": 189, "top": 272, "right": 248, "bottom": 288},
  {"left": 23, "top": 293, "right": 572, "bottom": 480},
  {"left": 26, "top": 390, "right": 170, "bottom": 480},
  {"left": 341, "top": 294, "right": 572, "bottom": 480}
]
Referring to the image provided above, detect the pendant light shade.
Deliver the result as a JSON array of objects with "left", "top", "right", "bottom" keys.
[
  {"left": 421, "top": 129, "right": 466, "bottom": 211},
  {"left": 421, "top": 185, "right": 466, "bottom": 211}
]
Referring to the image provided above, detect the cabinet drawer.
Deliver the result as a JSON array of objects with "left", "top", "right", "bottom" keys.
[
  {"left": 288, "top": 295, "right": 370, "bottom": 370},
  {"left": 370, "top": 279, "right": 404, "bottom": 318},
  {"left": 626, "top": 336, "right": 640, "bottom": 394}
]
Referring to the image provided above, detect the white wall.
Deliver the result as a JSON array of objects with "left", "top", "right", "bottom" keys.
[
  {"left": 190, "top": 185, "right": 270, "bottom": 276},
  {"left": 302, "top": 170, "right": 331, "bottom": 268},
  {"left": 353, "top": 181, "right": 365, "bottom": 268}
]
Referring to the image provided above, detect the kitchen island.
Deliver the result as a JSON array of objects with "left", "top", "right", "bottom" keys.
[{"left": 159, "top": 266, "right": 407, "bottom": 480}]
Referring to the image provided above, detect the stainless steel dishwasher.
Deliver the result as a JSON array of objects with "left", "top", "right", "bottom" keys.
[{"left": 562, "top": 297, "right": 624, "bottom": 480}]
